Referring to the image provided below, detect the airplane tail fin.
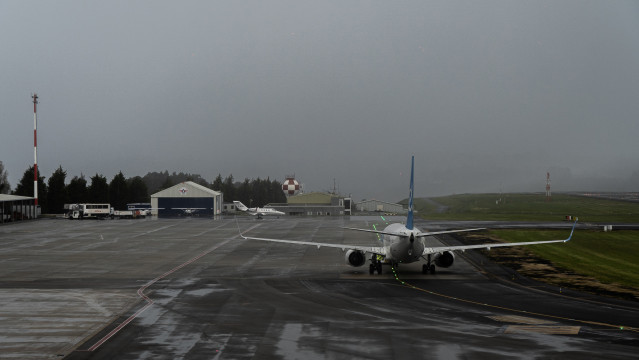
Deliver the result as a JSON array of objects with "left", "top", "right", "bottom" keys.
[
  {"left": 406, "top": 156, "right": 415, "bottom": 230},
  {"left": 233, "top": 201, "right": 248, "bottom": 212}
]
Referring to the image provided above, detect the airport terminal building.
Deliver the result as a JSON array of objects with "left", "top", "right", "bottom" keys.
[
  {"left": 268, "top": 192, "right": 351, "bottom": 216},
  {"left": 265, "top": 193, "right": 405, "bottom": 217},
  {"left": 355, "top": 199, "right": 406, "bottom": 214}
]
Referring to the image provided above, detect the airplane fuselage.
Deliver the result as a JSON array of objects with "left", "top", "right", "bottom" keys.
[
  {"left": 250, "top": 208, "right": 284, "bottom": 216},
  {"left": 234, "top": 201, "right": 284, "bottom": 217},
  {"left": 382, "top": 223, "right": 425, "bottom": 264}
]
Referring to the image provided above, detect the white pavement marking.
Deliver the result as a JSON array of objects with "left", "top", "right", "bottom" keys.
[
  {"left": 85, "top": 229, "right": 236, "bottom": 352},
  {"left": 0, "top": 289, "right": 136, "bottom": 359}
]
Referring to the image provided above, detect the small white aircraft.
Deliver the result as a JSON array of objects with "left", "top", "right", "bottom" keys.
[
  {"left": 239, "top": 156, "right": 577, "bottom": 274},
  {"left": 234, "top": 201, "right": 285, "bottom": 219},
  {"left": 174, "top": 208, "right": 206, "bottom": 216}
]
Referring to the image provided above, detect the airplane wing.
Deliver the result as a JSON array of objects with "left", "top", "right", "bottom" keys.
[
  {"left": 418, "top": 228, "right": 486, "bottom": 236},
  {"left": 341, "top": 227, "right": 402, "bottom": 236},
  {"left": 238, "top": 223, "right": 386, "bottom": 255},
  {"left": 422, "top": 220, "right": 577, "bottom": 255}
]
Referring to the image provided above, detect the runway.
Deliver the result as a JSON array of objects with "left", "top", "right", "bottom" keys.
[{"left": 0, "top": 217, "right": 637, "bottom": 359}]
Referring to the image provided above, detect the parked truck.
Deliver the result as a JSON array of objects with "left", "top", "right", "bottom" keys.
[
  {"left": 65, "top": 203, "right": 111, "bottom": 219},
  {"left": 65, "top": 203, "right": 150, "bottom": 219}
]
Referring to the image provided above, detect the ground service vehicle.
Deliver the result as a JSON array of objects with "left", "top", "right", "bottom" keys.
[
  {"left": 110, "top": 209, "right": 147, "bottom": 219},
  {"left": 65, "top": 204, "right": 111, "bottom": 219}
]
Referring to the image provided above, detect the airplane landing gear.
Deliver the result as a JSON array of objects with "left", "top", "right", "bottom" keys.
[
  {"left": 369, "top": 256, "right": 383, "bottom": 275},
  {"left": 422, "top": 254, "right": 436, "bottom": 274},
  {"left": 422, "top": 264, "right": 436, "bottom": 274}
]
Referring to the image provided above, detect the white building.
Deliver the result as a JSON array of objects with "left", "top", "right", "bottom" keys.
[
  {"left": 150, "top": 181, "right": 222, "bottom": 217},
  {"left": 355, "top": 199, "right": 406, "bottom": 214}
]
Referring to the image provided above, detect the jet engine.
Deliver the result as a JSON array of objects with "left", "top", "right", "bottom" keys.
[
  {"left": 345, "top": 250, "right": 366, "bottom": 267},
  {"left": 433, "top": 251, "right": 455, "bottom": 268}
]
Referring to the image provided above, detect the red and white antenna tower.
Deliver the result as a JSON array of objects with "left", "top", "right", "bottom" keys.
[
  {"left": 545, "top": 172, "right": 551, "bottom": 202},
  {"left": 32, "top": 93, "right": 39, "bottom": 206}
]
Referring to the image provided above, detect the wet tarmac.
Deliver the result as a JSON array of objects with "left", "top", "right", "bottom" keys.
[{"left": 0, "top": 217, "right": 637, "bottom": 359}]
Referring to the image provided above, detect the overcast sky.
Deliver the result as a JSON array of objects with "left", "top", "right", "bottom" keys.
[{"left": 1, "top": 1, "right": 638, "bottom": 202}]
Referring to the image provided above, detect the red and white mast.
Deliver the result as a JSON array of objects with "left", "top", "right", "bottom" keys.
[{"left": 32, "top": 93, "right": 38, "bottom": 206}]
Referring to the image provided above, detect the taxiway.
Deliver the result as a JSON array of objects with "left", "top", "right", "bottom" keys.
[{"left": 0, "top": 217, "right": 637, "bottom": 359}]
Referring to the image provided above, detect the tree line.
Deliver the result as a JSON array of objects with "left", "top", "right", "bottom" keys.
[{"left": 2, "top": 163, "right": 286, "bottom": 213}]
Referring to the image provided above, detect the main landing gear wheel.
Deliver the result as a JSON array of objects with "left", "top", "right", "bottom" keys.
[
  {"left": 422, "top": 264, "right": 436, "bottom": 274},
  {"left": 370, "top": 256, "right": 383, "bottom": 275},
  {"left": 422, "top": 254, "right": 437, "bottom": 274},
  {"left": 369, "top": 262, "right": 383, "bottom": 275}
]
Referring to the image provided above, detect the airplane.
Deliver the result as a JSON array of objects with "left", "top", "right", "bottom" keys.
[
  {"left": 174, "top": 207, "right": 206, "bottom": 216},
  {"left": 239, "top": 156, "right": 577, "bottom": 275},
  {"left": 234, "top": 201, "right": 285, "bottom": 219}
]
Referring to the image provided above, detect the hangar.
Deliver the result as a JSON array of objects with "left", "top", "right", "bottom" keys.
[
  {"left": 150, "top": 181, "right": 222, "bottom": 218},
  {"left": 355, "top": 199, "right": 406, "bottom": 214}
]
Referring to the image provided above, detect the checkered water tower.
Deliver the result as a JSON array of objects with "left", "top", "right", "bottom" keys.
[{"left": 282, "top": 175, "right": 301, "bottom": 196}]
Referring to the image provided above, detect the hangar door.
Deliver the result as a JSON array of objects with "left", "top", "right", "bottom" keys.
[{"left": 158, "top": 197, "right": 215, "bottom": 217}]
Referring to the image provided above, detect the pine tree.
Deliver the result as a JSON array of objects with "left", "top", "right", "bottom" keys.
[
  {"left": 67, "top": 175, "right": 88, "bottom": 204},
  {"left": 0, "top": 161, "right": 9, "bottom": 194},
  {"left": 109, "top": 172, "right": 128, "bottom": 210},
  {"left": 88, "top": 174, "right": 109, "bottom": 203},
  {"left": 47, "top": 166, "right": 68, "bottom": 213}
]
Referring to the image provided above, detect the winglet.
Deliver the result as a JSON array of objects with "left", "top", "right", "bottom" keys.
[
  {"left": 564, "top": 218, "right": 578, "bottom": 242},
  {"left": 406, "top": 156, "right": 415, "bottom": 230},
  {"left": 235, "top": 217, "right": 247, "bottom": 239}
]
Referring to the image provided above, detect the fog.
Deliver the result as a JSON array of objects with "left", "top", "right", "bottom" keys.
[{"left": 1, "top": 1, "right": 638, "bottom": 201}]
